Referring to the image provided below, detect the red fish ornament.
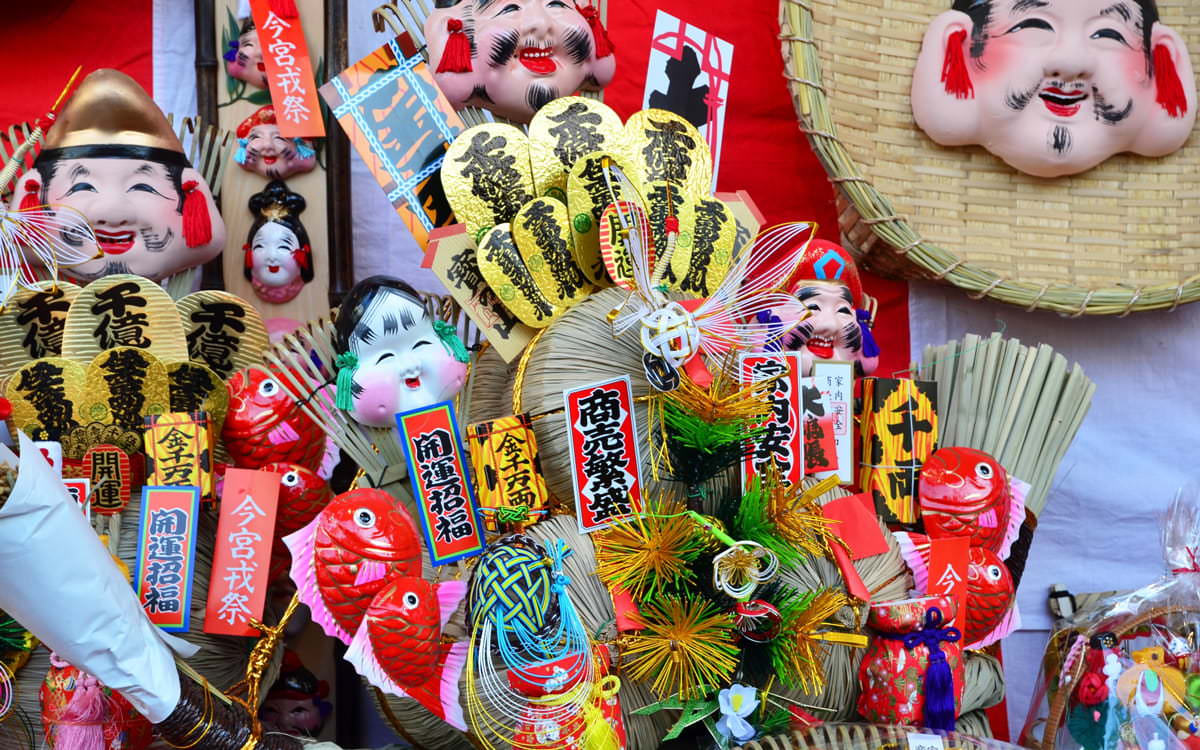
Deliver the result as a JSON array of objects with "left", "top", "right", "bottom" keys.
[
  {"left": 918, "top": 447, "right": 1026, "bottom": 557},
  {"left": 346, "top": 575, "right": 468, "bottom": 730},
  {"left": 263, "top": 463, "right": 332, "bottom": 584},
  {"left": 284, "top": 488, "right": 424, "bottom": 642},
  {"left": 894, "top": 531, "right": 1019, "bottom": 649},
  {"left": 223, "top": 368, "right": 326, "bottom": 472}
]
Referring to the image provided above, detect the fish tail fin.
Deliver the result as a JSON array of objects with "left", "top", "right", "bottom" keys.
[
  {"left": 284, "top": 519, "right": 352, "bottom": 644},
  {"left": 404, "top": 640, "right": 468, "bottom": 731},
  {"left": 967, "top": 600, "right": 1020, "bottom": 650},
  {"left": 266, "top": 420, "right": 300, "bottom": 445},
  {"left": 1000, "top": 476, "right": 1030, "bottom": 560},
  {"left": 893, "top": 531, "right": 931, "bottom": 593},
  {"left": 435, "top": 580, "right": 467, "bottom": 630}
]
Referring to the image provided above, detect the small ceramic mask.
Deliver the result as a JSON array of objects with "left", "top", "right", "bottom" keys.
[
  {"left": 244, "top": 180, "right": 313, "bottom": 304},
  {"left": 334, "top": 277, "right": 471, "bottom": 428},
  {"left": 424, "top": 0, "right": 617, "bottom": 123},
  {"left": 235, "top": 105, "right": 317, "bottom": 180},
  {"left": 257, "top": 651, "right": 332, "bottom": 737},
  {"left": 912, "top": 0, "right": 1197, "bottom": 177},
  {"left": 766, "top": 239, "right": 880, "bottom": 376},
  {"left": 9, "top": 69, "right": 225, "bottom": 282},
  {"left": 224, "top": 18, "right": 268, "bottom": 89}
]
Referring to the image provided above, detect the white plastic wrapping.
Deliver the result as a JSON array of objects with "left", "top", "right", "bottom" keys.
[{"left": 0, "top": 432, "right": 184, "bottom": 722}]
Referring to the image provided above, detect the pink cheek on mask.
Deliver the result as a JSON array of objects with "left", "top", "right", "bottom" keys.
[{"left": 350, "top": 368, "right": 400, "bottom": 427}]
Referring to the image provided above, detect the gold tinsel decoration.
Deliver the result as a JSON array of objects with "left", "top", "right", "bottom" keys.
[
  {"left": 762, "top": 466, "right": 842, "bottom": 558},
  {"left": 772, "top": 589, "right": 868, "bottom": 693},
  {"left": 595, "top": 497, "right": 703, "bottom": 600},
  {"left": 620, "top": 596, "right": 738, "bottom": 701}
]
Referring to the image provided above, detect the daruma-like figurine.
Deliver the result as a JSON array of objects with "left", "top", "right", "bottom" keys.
[
  {"left": 334, "top": 277, "right": 471, "bottom": 428},
  {"left": 775, "top": 240, "right": 880, "bottom": 377},
  {"left": 235, "top": 106, "right": 317, "bottom": 180},
  {"left": 9, "top": 69, "right": 225, "bottom": 282},
  {"left": 424, "top": 0, "right": 616, "bottom": 123},
  {"left": 224, "top": 17, "right": 268, "bottom": 89},
  {"left": 912, "top": 0, "right": 1197, "bottom": 178},
  {"left": 244, "top": 180, "right": 313, "bottom": 304}
]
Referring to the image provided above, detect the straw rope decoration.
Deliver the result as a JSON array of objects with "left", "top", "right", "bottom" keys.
[
  {"left": 779, "top": 0, "right": 1200, "bottom": 315},
  {"left": 734, "top": 721, "right": 1008, "bottom": 750}
]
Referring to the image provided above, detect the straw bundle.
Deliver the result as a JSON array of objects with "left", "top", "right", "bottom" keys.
[
  {"left": 737, "top": 722, "right": 1013, "bottom": 750},
  {"left": 915, "top": 333, "right": 1095, "bottom": 518},
  {"left": 780, "top": 0, "right": 1200, "bottom": 315}
]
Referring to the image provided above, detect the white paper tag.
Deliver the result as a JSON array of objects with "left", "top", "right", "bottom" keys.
[{"left": 907, "top": 733, "right": 946, "bottom": 750}]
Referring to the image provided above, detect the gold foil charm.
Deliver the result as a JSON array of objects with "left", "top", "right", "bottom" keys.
[
  {"left": 624, "top": 109, "right": 712, "bottom": 197},
  {"left": 529, "top": 96, "right": 625, "bottom": 200},
  {"left": 443, "top": 124, "right": 536, "bottom": 241},
  {"left": 476, "top": 224, "right": 560, "bottom": 328},
  {"left": 512, "top": 197, "right": 591, "bottom": 310}
]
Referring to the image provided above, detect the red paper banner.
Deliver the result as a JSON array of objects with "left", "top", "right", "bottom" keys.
[
  {"left": 83, "top": 444, "right": 132, "bottom": 515},
  {"left": 135, "top": 486, "right": 200, "bottom": 632},
  {"left": 740, "top": 352, "right": 803, "bottom": 486},
  {"left": 204, "top": 468, "right": 281, "bottom": 636},
  {"left": 63, "top": 478, "right": 91, "bottom": 521},
  {"left": 563, "top": 376, "right": 645, "bottom": 533},
  {"left": 929, "top": 536, "right": 971, "bottom": 629},
  {"left": 396, "top": 401, "right": 486, "bottom": 565},
  {"left": 249, "top": 0, "right": 325, "bottom": 138}
]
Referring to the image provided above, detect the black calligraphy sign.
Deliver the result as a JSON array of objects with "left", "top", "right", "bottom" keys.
[
  {"left": 479, "top": 229, "right": 554, "bottom": 322},
  {"left": 15, "top": 288, "right": 71, "bottom": 359},
  {"left": 545, "top": 102, "right": 606, "bottom": 165},
  {"left": 453, "top": 131, "right": 533, "bottom": 221},
  {"left": 185, "top": 301, "right": 247, "bottom": 379},
  {"left": 641, "top": 117, "right": 696, "bottom": 186},
  {"left": 575, "top": 388, "right": 635, "bottom": 527},
  {"left": 14, "top": 361, "right": 77, "bottom": 440},
  {"left": 91, "top": 282, "right": 151, "bottom": 349},
  {"left": 679, "top": 200, "right": 729, "bottom": 296},
  {"left": 519, "top": 201, "right": 586, "bottom": 300},
  {"left": 102, "top": 349, "right": 151, "bottom": 429}
]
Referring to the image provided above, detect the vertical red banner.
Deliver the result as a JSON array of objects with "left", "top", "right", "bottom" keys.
[
  {"left": 135, "top": 486, "right": 201, "bottom": 632},
  {"left": 249, "top": 0, "right": 325, "bottom": 137},
  {"left": 740, "top": 352, "right": 803, "bottom": 487},
  {"left": 928, "top": 536, "right": 971, "bottom": 629},
  {"left": 396, "top": 401, "right": 486, "bottom": 565},
  {"left": 563, "top": 376, "right": 645, "bottom": 534},
  {"left": 204, "top": 468, "right": 281, "bottom": 636}
]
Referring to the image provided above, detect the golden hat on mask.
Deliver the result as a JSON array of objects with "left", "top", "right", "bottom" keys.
[{"left": 41, "top": 68, "right": 185, "bottom": 153}]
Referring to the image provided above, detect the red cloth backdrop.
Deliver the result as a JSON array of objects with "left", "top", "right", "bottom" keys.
[
  {"left": 0, "top": 1, "right": 154, "bottom": 127},
  {"left": 602, "top": 0, "right": 910, "bottom": 377}
]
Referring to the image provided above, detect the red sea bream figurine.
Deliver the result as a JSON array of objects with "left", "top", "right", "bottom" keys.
[
  {"left": 918, "top": 446, "right": 1026, "bottom": 557},
  {"left": 222, "top": 368, "right": 326, "bottom": 473},
  {"left": 284, "top": 488, "right": 468, "bottom": 730}
]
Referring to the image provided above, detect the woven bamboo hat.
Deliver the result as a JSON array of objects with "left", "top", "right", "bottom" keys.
[{"left": 780, "top": 0, "right": 1200, "bottom": 316}]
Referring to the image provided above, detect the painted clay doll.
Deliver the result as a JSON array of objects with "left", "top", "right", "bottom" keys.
[
  {"left": 333, "top": 277, "right": 470, "bottom": 428},
  {"left": 769, "top": 239, "right": 880, "bottom": 377},
  {"left": 235, "top": 105, "right": 317, "bottom": 180},
  {"left": 224, "top": 17, "right": 268, "bottom": 89},
  {"left": 8, "top": 69, "right": 225, "bottom": 282},
  {"left": 244, "top": 180, "right": 313, "bottom": 304},
  {"left": 258, "top": 650, "right": 332, "bottom": 737},
  {"left": 912, "top": 0, "right": 1196, "bottom": 177},
  {"left": 423, "top": 0, "right": 616, "bottom": 122}
]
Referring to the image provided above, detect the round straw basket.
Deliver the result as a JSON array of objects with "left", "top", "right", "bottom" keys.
[{"left": 780, "top": 0, "right": 1200, "bottom": 316}]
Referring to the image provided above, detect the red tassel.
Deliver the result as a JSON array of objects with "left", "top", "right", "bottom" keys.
[
  {"left": 243, "top": 243, "right": 253, "bottom": 271},
  {"left": 18, "top": 179, "right": 39, "bottom": 212},
  {"left": 269, "top": 0, "right": 298, "bottom": 19},
  {"left": 941, "top": 30, "right": 974, "bottom": 100},
  {"left": 576, "top": 3, "right": 613, "bottom": 58},
  {"left": 438, "top": 19, "right": 473, "bottom": 74},
  {"left": 181, "top": 180, "right": 212, "bottom": 249},
  {"left": 1155, "top": 44, "right": 1188, "bottom": 118}
]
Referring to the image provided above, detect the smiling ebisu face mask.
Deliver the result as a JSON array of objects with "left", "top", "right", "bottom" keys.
[
  {"left": 334, "top": 276, "right": 471, "bottom": 429},
  {"left": 10, "top": 69, "right": 225, "bottom": 282},
  {"left": 911, "top": 0, "right": 1197, "bottom": 177}
]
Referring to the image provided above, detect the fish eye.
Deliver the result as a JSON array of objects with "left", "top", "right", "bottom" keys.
[
  {"left": 987, "top": 564, "right": 1003, "bottom": 580},
  {"left": 402, "top": 591, "right": 420, "bottom": 608},
  {"left": 281, "top": 471, "right": 299, "bottom": 487},
  {"left": 975, "top": 462, "right": 993, "bottom": 479},
  {"left": 258, "top": 378, "right": 279, "bottom": 397},
  {"left": 354, "top": 508, "right": 376, "bottom": 528}
]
